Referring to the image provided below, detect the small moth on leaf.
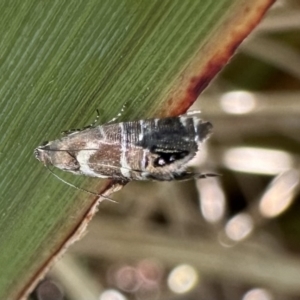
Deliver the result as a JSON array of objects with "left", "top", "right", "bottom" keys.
[{"left": 34, "top": 113, "right": 214, "bottom": 194}]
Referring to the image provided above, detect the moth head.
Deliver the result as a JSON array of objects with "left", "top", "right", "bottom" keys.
[
  {"left": 34, "top": 141, "right": 80, "bottom": 172},
  {"left": 34, "top": 141, "right": 51, "bottom": 164}
]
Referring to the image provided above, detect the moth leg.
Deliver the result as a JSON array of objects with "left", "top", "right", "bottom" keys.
[
  {"left": 173, "top": 172, "right": 219, "bottom": 181},
  {"left": 61, "top": 109, "right": 101, "bottom": 135},
  {"left": 69, "top": 108, "right": 101, "bottom": 132},
  {"left": 196, "top": 173, "right": 220, "bottom": 179},
  {"left": 61, "top": 128, "right": 81, "bottom": 136},
  {"left": 107, "top": 103, "right": 127, "bottom": 124},
  {"left": 81, "top": 109, "right": 101, "bottom": 130},
  {"left": 111, "top": 178, "right": 130, "bottom": 186}
]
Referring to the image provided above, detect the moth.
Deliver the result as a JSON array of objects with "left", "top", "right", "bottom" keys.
[{"left": 34, "top": 113, "right": 214, "bottom": 192}]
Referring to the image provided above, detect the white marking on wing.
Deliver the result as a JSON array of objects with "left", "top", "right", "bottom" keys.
[
  {"left": 120, "top": 123, "right": 131, "bottom": 178},
  {"left": 180, "top": 116, "right": 188, "bottom": 127},
  {"left": 141, "top": 149, "right": 147, "bottom": 169},
  {"left": 98, "top": 125, "right": 106, "bottom": 139},
  {"left": 77, "top": 142, "right": 108, "bottom": 178},
  {"left": 138, "top": 120, "right": 144, "bottom": 141},
  {"left": 193, "top": 117, "right": 200, "bottom": 142}
]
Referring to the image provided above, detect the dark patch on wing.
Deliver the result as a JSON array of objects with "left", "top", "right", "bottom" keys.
[
  {"left": 136, "top": 117, "right": 211, "bottom": 154},
  {"left": 136, "top": 117, "right": 195, "bottom": 152}
]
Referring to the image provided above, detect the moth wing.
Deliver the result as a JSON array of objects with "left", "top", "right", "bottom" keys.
[
  {"left": 137, "top": 118, "right": 212, "bottom": 153},
  {"left": 134, "top": 118, "right": 212, "bottom": 167}
]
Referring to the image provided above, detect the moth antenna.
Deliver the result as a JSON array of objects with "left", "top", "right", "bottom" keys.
[
  {"left": 81, "top": 108, "right": 101, "bottom": 129},
  {"left": 61, "top": 109, "right": 101, "bottom": 136},
  {"left": 107, "top": 102, "right": 127, "bottom": 124},
  {"left": 45, "top": 165, "right": 118, "bottom": 203}
]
